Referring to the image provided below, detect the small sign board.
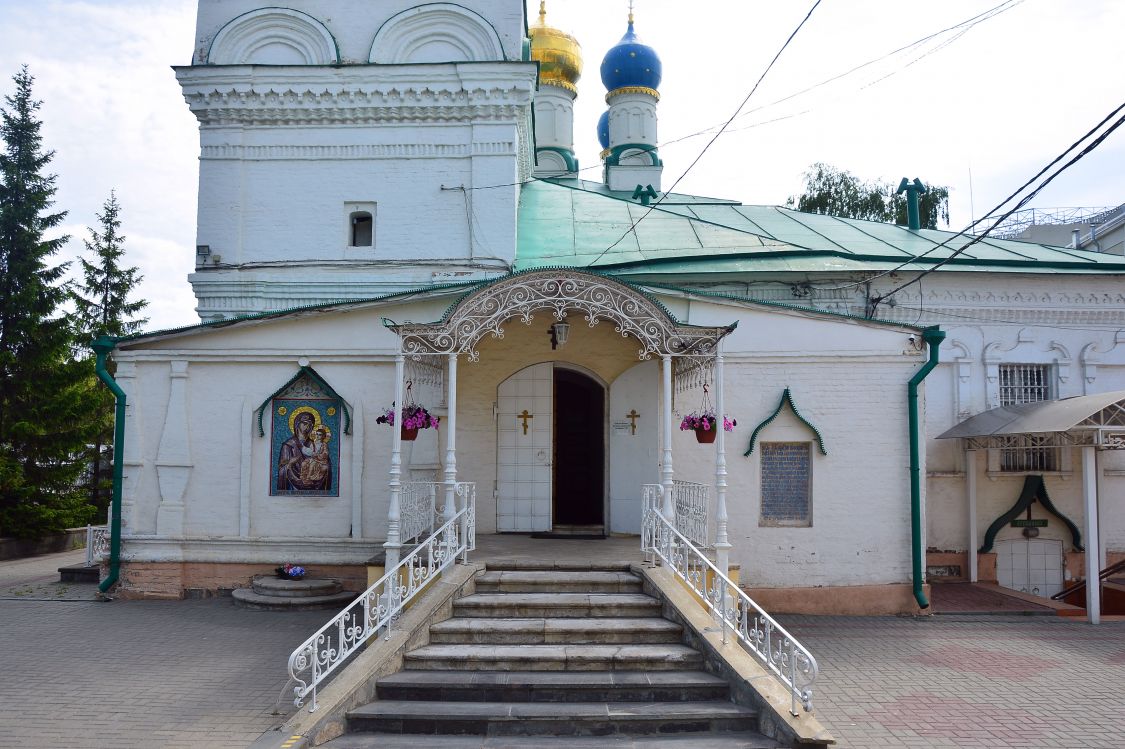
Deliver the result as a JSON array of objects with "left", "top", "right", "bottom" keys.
[{"left": 1010, "top": 519, "right": 1048, "bottom": 528}]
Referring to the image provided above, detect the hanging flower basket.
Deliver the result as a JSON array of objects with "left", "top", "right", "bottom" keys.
[
  {"left": 377, "top": 382, "right": 439, "bottom": 442},
  {"left": 694, "top": 424, "right": 717, "bottom": 444},
  {"left": 679, "top": 384, "right": 735, "bottom": 445}
]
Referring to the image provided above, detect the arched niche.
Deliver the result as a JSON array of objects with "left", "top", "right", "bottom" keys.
[
  {"left": 207, "top": 7, "right": 340, "bottom": 65},
  {"left": 370, "top": 3, "right": 505, "bottom": 64}
]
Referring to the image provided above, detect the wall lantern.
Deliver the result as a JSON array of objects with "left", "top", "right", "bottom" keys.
[{"left": 549, "top": 318, "right": 571, "bottom": 350}]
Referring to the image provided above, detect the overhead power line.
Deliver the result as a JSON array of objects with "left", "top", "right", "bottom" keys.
[
  {"left": 868, "top": 99, "right": 1125, "bottom": 313},
  {"left": 589, "top": 0, "right": 826, "bottom": 266}
]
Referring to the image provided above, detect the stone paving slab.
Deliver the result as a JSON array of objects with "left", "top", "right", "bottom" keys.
[
  {"left": 780, "top": 613, "right": 1125, "bottom": 749},
  {"left": 0, "top": 551, "right": 329, "bottom": 749},
  {"left": 3, "top": 549, "right": 1125, "bottom": 748}
]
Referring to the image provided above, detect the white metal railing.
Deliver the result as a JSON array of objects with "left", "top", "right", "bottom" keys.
[
  {"left": 400, "top": 481, "right": 440, "bottom": 544},
  {"left": 642, "top": 502, "right": 818, "bottom": 716},
  {"left": 86, "top": 525, "right": 109, "bottom": 567},
  {"left": 642, "top": 482, "right": 710, "bottom": 548},
  {"left": 286, "top": 482, "right": 475, "bottom": 712},
  {"left": 673, "top": 480, "right": 709, "bottom": 548}
]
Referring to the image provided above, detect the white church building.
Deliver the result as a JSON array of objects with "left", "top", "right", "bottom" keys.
[{"left": 101, "top": 0, "right": 1125, "bottom": 616}]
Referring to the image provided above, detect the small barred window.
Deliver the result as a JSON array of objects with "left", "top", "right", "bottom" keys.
[{"left": 998, "top": 364, "right": 1057, "bottom": 471}]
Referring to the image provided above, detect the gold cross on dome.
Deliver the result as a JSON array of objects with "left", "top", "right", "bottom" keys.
[
  {"left": 626, "top": 409, "right": 640, "bottom": 435},
  {"left": 518, "top": 409, "right": 534, "bottom": 435}
]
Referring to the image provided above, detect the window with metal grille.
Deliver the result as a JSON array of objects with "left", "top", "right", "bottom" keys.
[
  {"left": 759, "top": 442, "right": 811, "bottom": 526},
  {"left": 998, "top": 364, "right": 1057, "bottom": 470},
  {"left": 999, "top": 364, "right": 1052, "bottom": 406}
]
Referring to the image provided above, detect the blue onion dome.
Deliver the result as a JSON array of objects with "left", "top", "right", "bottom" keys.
[
  {"left": 597, "top": 110, "right": 610, "bottom": 149},
  {"left": 599, "top": 16, "right": 662, "bottom": 94}
]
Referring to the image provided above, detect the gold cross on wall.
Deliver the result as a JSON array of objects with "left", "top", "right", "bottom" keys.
[
  {"left": 626, "top": 409, "right": 640, "bottom": 436},
  {"left": 518, "top": 409, "right": 534, "bottom": 435}
]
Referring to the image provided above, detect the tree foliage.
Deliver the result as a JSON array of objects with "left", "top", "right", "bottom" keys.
[
  {"left": 73, "top": 192, "right": 148, "bottom": 519},
  {"left": 787, "top": 162, "right": 950, "bottom": 229},
  {"left": 0, "top": 68, "right": 100, "bottom": 538}
]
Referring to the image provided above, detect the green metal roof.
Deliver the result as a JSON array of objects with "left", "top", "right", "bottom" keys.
[{"left": 516, "top": 179, "right": 1125, "bottom": 275}]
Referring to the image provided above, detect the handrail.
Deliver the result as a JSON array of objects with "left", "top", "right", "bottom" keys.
[
  {"left": 86, "top": 525, "right": 110, "bottom": 568},
  {"left": 643, "top": 503, "right": 818, "bottom": 716},
  {"left": 286, "top": 483, "right": 475, "bottom": 712},
  {"left": 1051, "top": 557, "right": 1125, "bottom": 601}
]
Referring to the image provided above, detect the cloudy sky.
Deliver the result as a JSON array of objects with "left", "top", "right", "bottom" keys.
[{"left": 0, "top": 0, "right": 1122, "bottom": 331}]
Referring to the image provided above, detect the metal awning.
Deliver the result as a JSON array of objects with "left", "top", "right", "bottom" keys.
[{"left": 937, "top": 390, "right": 1125, "bottom": 449}]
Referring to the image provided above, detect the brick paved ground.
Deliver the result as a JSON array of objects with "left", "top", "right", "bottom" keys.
[
  {"left": 0, "top": 550, "right": 328, "bottom": 749},
  {"left": 1, "top": 550, "right": 1123, "bottom": 748},
  {"left": 781, "top": 614, "right": 1125, "bottom": 748}
]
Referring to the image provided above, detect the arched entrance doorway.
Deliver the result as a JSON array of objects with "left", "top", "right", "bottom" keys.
[
  {"left": 554, "top": 368, "right": 605, "bottom": 530},
  {"left": 496, "top": 363, "right": 606, "bottom": 534}
]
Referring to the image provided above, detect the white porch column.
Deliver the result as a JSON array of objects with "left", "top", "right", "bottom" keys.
[
  {"left": 1082, "top": 445, "right": 1101, "bottom": 624},
  {"left": 660, "top": 354, "right": 675, "bottom": 524},
  {"left": 714, "top": 350, "right": 730, "bottom": 577},
  {"left": 966, "top": 448, "right": 978, "bottom": 583},
  {"left": 444, "top": 353, "right": 459, "bottom": 525},
  {"left": 384, "top": 354, "right": 406, "bottom": 569}
]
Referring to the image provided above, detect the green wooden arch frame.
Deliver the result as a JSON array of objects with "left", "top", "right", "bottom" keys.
[
  {"left": 744, "top": 388, "right": 827, "bottom": 457},
  {"left": 979, "top": 474, "right": 1082, "bottom": 553},
  {"left": 255, "top": 366, "right": 352, "bottom": 437}
]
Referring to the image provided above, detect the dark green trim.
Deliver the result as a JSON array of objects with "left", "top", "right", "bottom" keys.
[
  {"left": 908, "top": 326, "right": 945, "bottom": 609},
  {"left": 744, "top": 388, "right": 827, "bottom": 457},
  {"left": 91, "top": 336, "right": 124, "bottom": 595},
  {"left": 116, "top": 279, "right": 487, "bottom": 344},
  {"left": 255, "top": 366, "right": 352, "bottom": 437},
  {"left": 627, "top": 280, "right": 923, "bottom": 332},
  {"left": 535, "top": 146, "right": 579, "bottom": 172},
  {"left": 979, "top": 475, "right": 1083, "bottom": 553},
  {"left": 605, "top": 143, "right": 662, "bottom": 167}
]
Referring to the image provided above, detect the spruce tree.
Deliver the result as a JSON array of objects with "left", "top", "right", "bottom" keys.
[
  {"left": 0, "top": 67, "right": 98, "bottom": 538},
  {"left": 74, "top": 192, "right": 147, "bottom": 519}
]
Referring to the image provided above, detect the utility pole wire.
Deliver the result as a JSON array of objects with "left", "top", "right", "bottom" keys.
[
  {"left": 870, "top": 102, "right": 1125, "bottom": 313},
  {"left": 589, "top": 0, "right": 826, "bottom": 266},
  {"left": 824, "top": 98, "right": 1125, "bottom": 297}
]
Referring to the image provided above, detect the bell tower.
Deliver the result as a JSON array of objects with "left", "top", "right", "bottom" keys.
[{"left": 176, "top": 1, "right": 537, "bottom": 320}]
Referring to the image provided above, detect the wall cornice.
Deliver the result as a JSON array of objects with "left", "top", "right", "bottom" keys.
[{"left": 176, "top": 63, "right": 536, "bottom": 126}]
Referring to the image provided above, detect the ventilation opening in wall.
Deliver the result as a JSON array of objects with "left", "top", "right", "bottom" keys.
[{"left": 350, "top": 211, "right": 373, "bottom": 247}]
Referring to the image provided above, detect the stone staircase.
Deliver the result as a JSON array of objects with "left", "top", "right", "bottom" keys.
[{"left": 321, "top": 563, "right": 778, "bottom": 748}]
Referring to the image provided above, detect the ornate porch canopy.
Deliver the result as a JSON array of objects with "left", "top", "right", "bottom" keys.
[
  {"left": 388, "top": 269, "right": 735, "bottom": 361},
  {"left": 937, "top": 389, "right": 1125, "bottom": 450}
]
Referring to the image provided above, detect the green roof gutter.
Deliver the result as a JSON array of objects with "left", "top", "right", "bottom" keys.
[
  {"left": 91, "top": 336, "right": 124, "bottom": 596},
  {"left": 908, "top": 326, "right": 945, "bottom": 610}
]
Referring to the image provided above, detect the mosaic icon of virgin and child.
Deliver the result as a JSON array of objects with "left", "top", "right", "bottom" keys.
[{"left": 276, "top": 405, "right": 335, "bottom": 493}]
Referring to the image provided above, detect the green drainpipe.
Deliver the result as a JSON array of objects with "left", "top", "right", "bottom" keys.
[
  {"left": 91, "top": 335, "right": 124, "bottom": 595},
  {"left": 908, "top": 326, "right": 945, "bottom": 609}
]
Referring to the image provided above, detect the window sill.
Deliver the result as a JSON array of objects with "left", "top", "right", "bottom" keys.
[{"left": 986, "top": 471, "right": 1073, "bottom": 481}]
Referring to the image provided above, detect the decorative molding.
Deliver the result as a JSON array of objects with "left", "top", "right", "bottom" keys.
[
  {"left": 155, "top": 360, "right": 192, "bottom": 536},
  {"left": 606, "top": 86, "right": 661, "bottom": 102},
  {"left": 176, "top": 65, "right": 537, "bottom": 127},
  {"left": 370, "top": 3, "right": 506, "bottom": 64},
  {"left": 744, "top": 388, "right": 828, "bottom": 457},
  {"left": 390, "top": 270, "right": 734, "bottom": 362},
  {"left": 1080, "top": 330, "right": 1125, "bottom": 392},
  {"left": 206, "top": 8, "right": 339, "bottom": 66},
  {"left": 200, "top": 142, "right": 516, "bottom": 161},
  {"left": 949, "top": 339, "right": 974, "bottom": 421}
]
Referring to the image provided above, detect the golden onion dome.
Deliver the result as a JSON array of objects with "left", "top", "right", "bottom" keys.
[{"left": 528, "top": 1, "right": 582, "bottom": 94}]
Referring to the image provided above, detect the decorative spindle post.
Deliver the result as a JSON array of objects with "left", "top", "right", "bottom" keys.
[
  {"left": 384, "top": 354, "right": 406, "bottom": 569},
  {"left": 714, "top": 349, "right": 731, "bottom": 578},
  {"left": 661, "top": 354, "right": 675, "bottom": 525},
  {"left": 444, "top": 354, "right": 459, "bottom": 557}
]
